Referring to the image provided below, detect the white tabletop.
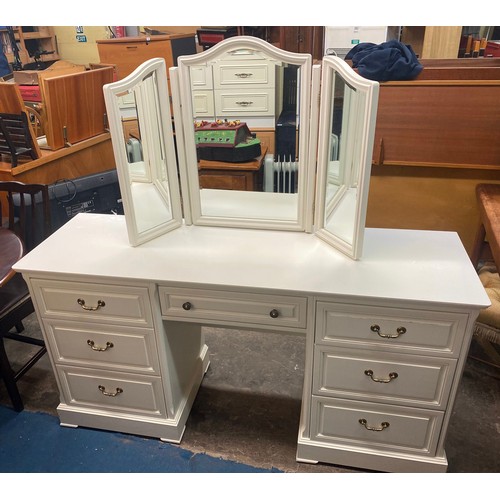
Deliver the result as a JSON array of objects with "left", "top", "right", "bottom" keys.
[{"left": 15, "top": 213, "right": 490, "bottom": 310}]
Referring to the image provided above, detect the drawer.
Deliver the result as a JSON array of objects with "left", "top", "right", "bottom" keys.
[
  {"left": 214, "top": 62, "right": 274, "bottom": 88},
  {"left": 315, "top": 302, "right": 468, "bottom": 356},
  {"left": 58, "top": 366, "right": 166, "bottom": 417},
  {"left": 44, "top": 320, "right": 160, "bottom": 374},
  {"left": 310, "top": 396, "right": 444, "bottom": 456},
  {"left": 159, "top": 287, "right": 307, "bottom": 329},
  {"left": 31, "top": 279, "right": 153, "bottom": 327},
  {"left": 192, "top": 90, "right": 215, "bottom": 116},
  {"left": 190, "top": 65, "right": 213, "bottom": 90},
  {"left": 313, "top": 346, "right": 456, "bottom": 409},
  {"left": 214, "top": 90, "right": 275, "bottom": 116}
]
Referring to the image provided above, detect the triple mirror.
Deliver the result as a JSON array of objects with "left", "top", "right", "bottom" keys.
[{"left": 103, "top": 37, "right": 379, "bottom": 259}]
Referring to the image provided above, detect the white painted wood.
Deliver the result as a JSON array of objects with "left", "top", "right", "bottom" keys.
[
  {"left": 43, "top": 320, "right": 160, "bottom": 374},
  {"left": 159, "top": 286, "right": 307, "bottom": 329},
  {"left": 15, "top": 213, "right": 490, "bottom": 471},
  {"left": 315, "top": 302, "right": 468, "bottom": 357},
  {"left": 313, "top": 346, "right": 457, "bottom": 409},
  {"left": 176, "top": 37, "right": 313, "bottom": 231},
  {"left": 30, "top": 279, "right": 153, "bottom": 327},
  {"left": 103, "top": 58, "right": 183, "bottom": 246},
  {"left": 57, "top": 366, "right": 166, "bottom": 417},
  {"left": 314, "top": 56, "right": 379, "bottom": 259},
  {"left": 310, "top": 396, "right": 444, "bottom": 455}
]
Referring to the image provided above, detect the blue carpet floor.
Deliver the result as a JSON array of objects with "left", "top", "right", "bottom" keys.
[{"left": 0, "top": 405, "right": 281, "bottom": 473}]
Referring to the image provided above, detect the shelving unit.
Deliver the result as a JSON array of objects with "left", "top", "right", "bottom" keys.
[{"left": 0, "top": 26, "right": 59, "bottom": 69}]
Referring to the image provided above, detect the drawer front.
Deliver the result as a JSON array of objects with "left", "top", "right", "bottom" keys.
[
  {"left": 316, "top": 302, "right": 468, "bottom": 356},
  {"left": 31, "top": 279, "right": 153, "bottom": 327},
  {"left": 215, "top": 90, "right": 275, "bottom": 116},
  {"left": 311, "top": 396, "right": 443, "bottom": 455},
  {"left": 192, "top": 90, "right": 215, "bottom": 116},
  {"left": 214, "top": 62, "right": 274, "bottom": 88},
  {"left": 44, "top": 320, "right": 159, "bottom": 374},
  {"left": 58, "top": 366, "right": 166, "bottom": 417},
  {"left": 159, "top": 287, "right": 307, "bottom": 329},
  {"left": 190, "top": 65, "right": 213, "bottom": 90},
  {"left": 313, "top": 346, "right": 456, "bottom": 409}
]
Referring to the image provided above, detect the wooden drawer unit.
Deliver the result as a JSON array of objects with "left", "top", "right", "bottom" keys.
[
  {"left": 57, "top": 366, "right": 166, "bottom": 417},
  {"left": 97, "top": 34, "right": 197, "bottom": 80},
  {"left": 315, "top": 302, "right": 468, "bottom": 356},
  {"left": 159, "top": 286, "right": 307, "bottom": 329},
  {"left": 43, "top": 320, "right": 160, "bottom": 374},
  {"left": 31, "top": 279, "right": 153, "bottom": 327},
  {"left": 310, "top": 396, "right": 444, "bottom": 456},
  {"left": 313, "top": 346, "right": 456, "bottom": 409}
]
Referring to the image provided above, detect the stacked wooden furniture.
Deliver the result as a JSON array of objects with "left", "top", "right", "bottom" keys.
[
  {"left": 0, "top": 26, "right": 59, "bottom": 69},
  {"left": 366, "top": 58, "right": 500, "bottom": 257}
]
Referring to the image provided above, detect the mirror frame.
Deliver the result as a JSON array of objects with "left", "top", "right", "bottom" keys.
[
  {"left": 103, "top": 58, "right": 183, "bottom": 246},
  {"left": 314, "top": 56, "right": 379, "bottom": 260},
  {"left": 173, "top": 36, "right": 315, "bottom": 232}
]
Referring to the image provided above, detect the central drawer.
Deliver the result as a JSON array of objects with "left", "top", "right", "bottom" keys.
[
  {"left": 214, "top": 63, "right": 274, "bottom": 88},
  {"left": 159, "top": 286, "right": 307, "bottom": 329},
  {"left": 31, "top": 279, "right": 153, "bottom": 327}
]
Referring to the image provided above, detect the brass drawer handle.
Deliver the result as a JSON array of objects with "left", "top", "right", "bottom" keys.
[
  {"left": 370, "top": 324, "right": 406, "bottom": 339},
  {"left": 98, "top": 385, "right": 123, "bottom": 397},
  {"left": 182, "top": 301, "right": 192, "bottom": 311},
  {"left": 87, "top": 340, "right": 114, "bottom": 352},
  {"left": 235, "top": 101, "right": 253, "bottom": 106},
  {"left": 359, "top": 418, "right": 390, "bottom": 432},
  {"left": 77, "top": 298, "right": 105, "bottom": 311},
  {"left": 234, "top": 72, "right": 253, "bottom": 78},
  {"left": 364, "top": 369, "right": 398, "bottom": 383},
  {"left": 269, "top": 309, "right": 280, "bottom": 319}
]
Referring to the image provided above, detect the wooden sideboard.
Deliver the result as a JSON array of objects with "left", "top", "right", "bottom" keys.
[
  {"left": 96, "top": 34, "right": 197, "bottom": 81},
  {"left": 367, "top": 60, "right": 500, "bottom": 257}
]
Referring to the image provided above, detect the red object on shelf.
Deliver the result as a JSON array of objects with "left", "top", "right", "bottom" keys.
[
  {"left": 114, "top": 26, "right": 125, "bottom": 38},
  {"left": 484, "top": 41, "right": 500, "bottom": 57}
]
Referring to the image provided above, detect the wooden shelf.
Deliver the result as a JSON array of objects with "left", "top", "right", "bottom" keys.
[{"left": 0, "top": 26, "right": 59, "bottom": 68}]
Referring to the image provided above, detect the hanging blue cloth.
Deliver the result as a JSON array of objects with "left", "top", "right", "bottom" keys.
[{"left": 345, "top": 40, "right": 423, "bottom": 82}]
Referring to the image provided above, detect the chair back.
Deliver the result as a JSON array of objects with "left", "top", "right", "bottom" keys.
[
  {"left": 0, "top": 82, "right": 41, "bottom": 167},
  {"left": 0, "top": 181, "right": 52, "bottom": 252}
]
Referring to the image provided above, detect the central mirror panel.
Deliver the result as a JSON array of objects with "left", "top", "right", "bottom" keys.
[{"left": 174, "top": 37, "right": 314, "bottom": 231}]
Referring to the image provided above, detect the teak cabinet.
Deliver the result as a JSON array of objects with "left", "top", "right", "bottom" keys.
[{"left": 96, "top": 34, "right": 197, "bottom": 80}]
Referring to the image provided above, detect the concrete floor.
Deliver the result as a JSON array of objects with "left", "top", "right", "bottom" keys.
[{"left": 1, "top": 313, "right": 499, "bottom": 473}]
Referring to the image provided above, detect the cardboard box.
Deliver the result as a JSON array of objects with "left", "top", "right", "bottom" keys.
[
  {"left": 13, "top": 61, "right": 86, "bottom": 86},
  {"left": 13, "top": 70, "right": 41, "bottom": 85}
]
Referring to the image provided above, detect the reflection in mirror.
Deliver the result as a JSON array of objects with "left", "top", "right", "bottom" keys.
[
  {"left": 104, "top": 58, "right": 183, "bottom": 246},
  {"left": 314, "top": 56, "right": 379, "bottom": 260},
  {"left": 174, "top": 37, "right": 315, "bottom": 231}
]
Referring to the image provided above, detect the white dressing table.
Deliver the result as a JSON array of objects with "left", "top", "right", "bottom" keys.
[{"left": 14, "top": 212, "right": 489, "bottom": 472}]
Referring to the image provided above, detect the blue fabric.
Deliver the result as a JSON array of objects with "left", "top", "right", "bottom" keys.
[
  {"left": 0, "top": 405, "right": 282, "bottom": 473},
  {"left": 345, "top": 41, "right": 423, "bottom": 82},
  {"left": 0, "top": 48, "right": 10, "bottom": 77}
]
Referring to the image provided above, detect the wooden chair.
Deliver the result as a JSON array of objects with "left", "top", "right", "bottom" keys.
[
  {"left": 471, "top": 184, "right": 500, "bottom": 369},
  {"left": 0, "top": 82, "right": 41, "bottom": 167},
  {"left": 0, "top": 181, "right": 52, "bottom": 411}
]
